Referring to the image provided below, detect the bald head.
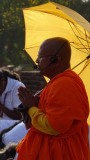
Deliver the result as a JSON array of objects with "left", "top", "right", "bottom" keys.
[
  {"left": 40, "top": 37, "right": 71, "bottom": 58},
  {"left": 37, "top": 37, "right": 71, "bottom": 78}
]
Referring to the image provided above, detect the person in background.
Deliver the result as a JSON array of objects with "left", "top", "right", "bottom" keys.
[
  {"left": 0, "top": 69, "right": 23, "bottom": 120},
  {"left": 0, "top": 90, "right": 41, "bottom": 160},
  {"left": 0, "top": 69, "right": 42, "bottom": 155},
  {"left": 0, "top": 69, "right": 27, "bottom": 146},
  {"left": 16, "top": 37, "right": 89, "bottom": 160}
]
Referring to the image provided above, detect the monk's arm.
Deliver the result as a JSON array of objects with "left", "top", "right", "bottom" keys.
[{"left": 28, "top": 106, "right": 59, "bottom": 135}]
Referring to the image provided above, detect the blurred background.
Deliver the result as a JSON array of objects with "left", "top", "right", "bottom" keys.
[{"left": 0, "top": 0, "right": 90, "bottom": 71}]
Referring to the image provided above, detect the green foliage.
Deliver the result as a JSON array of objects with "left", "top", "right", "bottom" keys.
[
  {"left": 51, "top": 0, "right": 69, "bottom": 5},
  {"left": 0, "top": 0, "right": 32, "bottom": 68},
  {"left": 0, "top": 0, "right": 90, "bottom": 69}
]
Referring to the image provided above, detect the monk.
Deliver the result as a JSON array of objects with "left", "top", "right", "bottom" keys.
[{"left": 17, "top": 37, "right": 89, "bottom": 160}]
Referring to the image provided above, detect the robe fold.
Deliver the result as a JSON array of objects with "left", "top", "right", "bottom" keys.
[{"left": 17, "top": 70, "right": 89, "bottom": 160}]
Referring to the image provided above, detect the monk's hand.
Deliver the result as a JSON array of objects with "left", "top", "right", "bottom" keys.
[{"left": 18, "top": 86, "right": 39, "bottom": 109}]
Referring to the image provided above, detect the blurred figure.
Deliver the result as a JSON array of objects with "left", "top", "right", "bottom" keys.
[
  {"left": 0, "top": 69, "right": 27, "bottom": 148},
  {"left": 0, "top": 69, "right": 24, "bottom": 120}
]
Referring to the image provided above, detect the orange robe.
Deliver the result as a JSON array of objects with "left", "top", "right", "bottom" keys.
[{"left": 17, "top": 70, "right": 89, "bottom": 160}]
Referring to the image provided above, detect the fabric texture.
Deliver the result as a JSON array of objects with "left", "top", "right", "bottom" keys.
[
  {"left": 28, "top": 106, "right": 59, "bottom": 135},
  {"left": 17, "top": 70, "right": 89, "bottom": 160},
  {"left": 3, "top": 122, "right": 28, "bottom": 145},
  {"left": 0, "top": 120, "right": 19, "bottom": 132},
  {"left": 0, "top": 77, "right": 27, "bottom": 145},
  {"left": 0, "top": 77, "right": 25, "bottom": 120}
]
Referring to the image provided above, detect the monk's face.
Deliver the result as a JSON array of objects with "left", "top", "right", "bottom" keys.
[
  {"left": 36, "top": 49, "right": 51, "bottom": 76},
  {"left": 36, "top": 41, "right": 60, "bottom": 78}
]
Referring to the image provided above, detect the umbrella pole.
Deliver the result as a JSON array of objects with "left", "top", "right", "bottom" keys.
[{"left": 72, "top": 55, "right": 90, "bottom": 70}]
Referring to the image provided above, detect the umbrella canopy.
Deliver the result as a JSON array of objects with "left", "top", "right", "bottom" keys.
[{"left": 23, "top": 2, "right": 90, "bottom": 124}]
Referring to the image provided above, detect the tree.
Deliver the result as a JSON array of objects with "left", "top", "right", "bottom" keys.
[
  {"left": 0, "top": 0, "right": 32, "bottom": 68},
  {"left": 0, "top": 0, "right": 90, "bottom": 69}
]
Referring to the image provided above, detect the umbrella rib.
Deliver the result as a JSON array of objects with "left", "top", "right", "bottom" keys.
[
  {"left": 72, "top": 55, "right": 90, "bottom": 70},
  {"left": 78, "top": 60, "right": 90, "bottom": 75},
  {"left": 68, "top": 21, "right": 90, "bottom": 54},
  {"left": 84, "top": 29, "right": 90, "bottom": 50},
  {"left": 71, "top": 22, "right": 89, "bottom": 43},
  {"left": 76, "top": 35, "right": 90, "bottom": 43},
  {"left": 71, "top": 44, "right": 90, "bottom": 54}
]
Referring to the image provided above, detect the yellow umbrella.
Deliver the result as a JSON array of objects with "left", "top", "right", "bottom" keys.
[{"left": 23, "top": 2, "right": 90, "bottom": 124}]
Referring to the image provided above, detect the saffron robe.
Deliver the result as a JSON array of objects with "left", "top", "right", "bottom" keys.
[{"left": 17, "top": 70, "right": 89, "bottom": 160}]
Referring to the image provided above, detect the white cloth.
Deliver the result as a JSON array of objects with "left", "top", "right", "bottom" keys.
[
  {"left": 2, "top": 122, "right": 28, "bottom": 145},
  {"left": 0, "top": 77, "right": 28, "bottom": 147},
  {"left": 0, "top": 119, "right": 19, "bottom": 131},
  {"left": 14, "top": 153, "right": 18, "bottom": 160},
  {"left": 0, "top": 77, "right": 25, "bottom": 120}
]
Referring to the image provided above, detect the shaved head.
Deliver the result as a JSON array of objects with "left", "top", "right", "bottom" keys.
[
  {"left": 40, "top": 37, "right": 71, "bottom": 60},
  {"left": 37, "top": 37, "right": 71, "bottom": 78}
]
